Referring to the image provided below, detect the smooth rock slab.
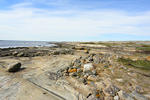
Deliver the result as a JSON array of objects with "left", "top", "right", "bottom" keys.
[
  {"left": 130, "top": 91, "right": 148, "bottom": 100},
  {"left": 118, "top": 90, "right": 134, "bottom": 100}
]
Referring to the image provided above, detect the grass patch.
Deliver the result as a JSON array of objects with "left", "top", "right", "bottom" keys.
[
  {"left": 81, "top": 42, "right": 96, "bottom": 44},
  {"left": 136, "top": 44, "right": 150, "bottom": 52},
  {"left": 81, "top": 42, "right": 137, "bottom": 48},
  {"left": 136, "top": 47, "right": 150, "bottom": 51},
  {"left": 80, "top": 42, "right": 119, "bottom": 47},
  {"left": 118, "top": 58, "right": 150, "bottom": 70}
]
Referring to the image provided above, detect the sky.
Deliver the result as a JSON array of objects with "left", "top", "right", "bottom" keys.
[{"left": 0, "top": 0, "right": 150, "bottom": 41}]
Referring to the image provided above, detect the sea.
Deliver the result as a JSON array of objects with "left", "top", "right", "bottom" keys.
[{"left": 0, "top": 40, "right": 54, "bottom": 48}]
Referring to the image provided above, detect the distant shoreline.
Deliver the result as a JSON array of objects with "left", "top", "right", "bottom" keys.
[{"left": 0, "top": 40, "right": 55, "bottom": 48}]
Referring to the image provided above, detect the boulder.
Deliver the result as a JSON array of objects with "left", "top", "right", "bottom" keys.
[
  {"left": 83, "top": 63, "right": 94, "bottom": 72},
  {"left": 7, "top": 62, "right": 22, "bottom": 72},
  {"left": 16, "top": 52, "right": 24, "bottom": 57},
  {"left": 12, "top": 51, "right": 18, "bottom": 56}
]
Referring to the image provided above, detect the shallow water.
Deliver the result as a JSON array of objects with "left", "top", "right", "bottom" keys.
[{"left": 0, "top": 40, "right": 53, "bottom": 48}]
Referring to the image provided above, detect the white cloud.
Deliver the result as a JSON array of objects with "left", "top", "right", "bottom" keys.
[{"left": 0, "top": 2, "right": 150, "bottom": 41}]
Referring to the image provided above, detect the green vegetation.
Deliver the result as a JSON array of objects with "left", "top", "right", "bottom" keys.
[
  {"left": 136, "top": 44, "right": 150, "bottom": 52},
  {"left": 81, "top": 42, "right": 118, "bottom": 47},
  {"left": 118, "top": 58, "right": 150, "bottom": 70},
  {"left": 81, "top": 42, "right": 96, "bottom": 44},
  {"left": 81, "top": 42, "right": 137, "bottom": 48}
]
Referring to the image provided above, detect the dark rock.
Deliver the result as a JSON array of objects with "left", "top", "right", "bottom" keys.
[
  {"left": 88, "top": 56, "right": 93, "bottom": 62},
  {"left": 86, "top": 94, "right": 98, "bottom": 100},
  {"left": 70, "top": 72, "right": 78, "bottom": 77},
  {"left": 80, "top": 78, "right": 87, "bottom": 85}
]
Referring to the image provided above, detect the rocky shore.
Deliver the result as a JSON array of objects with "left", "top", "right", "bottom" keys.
[{"left": 0, "top": 42, "right": 150, "bottom": 100}]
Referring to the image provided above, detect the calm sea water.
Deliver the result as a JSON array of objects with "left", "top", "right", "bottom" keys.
[{"left": 0, "top": 40, "right": 53, "bottom": 48}]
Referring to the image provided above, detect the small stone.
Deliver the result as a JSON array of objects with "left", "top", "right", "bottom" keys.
[
  {"left": 120, "top": 65, "right": 127, "bottom": 70},
  {"left": 70, "top": 72, "right": 77, "bottom": 77},
  {"left": 73, "top": 59, "right": 81, "bottom": 66},
  {"left": 104, "top": 65, "right": 109, "bottom": 68},
  {"left": 92, "top": 70, "right": 97, "bottom": 75},
  {"left": 84, "top": 50, "right": 89, "bottom": 54},
  {"left": 87, "top": 75, "right": 98, "bottom": 81},
  {"left": 81, "top": 78, "right": 87, "bottom": 85},
  {"left": 77, "top": 68, "right": 82, "bottom": 73},
  {"left": 12, "top": 51, "right": 18, "bottom": 56},
  {"left": 88, "top": 55, "right": 93, "bottom": 62},
  {"left": 68, "top": 68, "right": 77, "bottom": 73}
]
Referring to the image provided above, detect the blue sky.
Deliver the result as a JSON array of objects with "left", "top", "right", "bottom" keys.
[{"left": 0, "top": 0, "right": 150, "bottom": 41}]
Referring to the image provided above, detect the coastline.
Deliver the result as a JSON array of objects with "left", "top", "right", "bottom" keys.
[{"left": 0, "top": 41, "right": 150, "bottom": 100}]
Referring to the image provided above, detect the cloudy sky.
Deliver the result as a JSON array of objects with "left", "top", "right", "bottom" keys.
[{"left": 0, "top": 0, "right": 150, "bottom": 41}]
